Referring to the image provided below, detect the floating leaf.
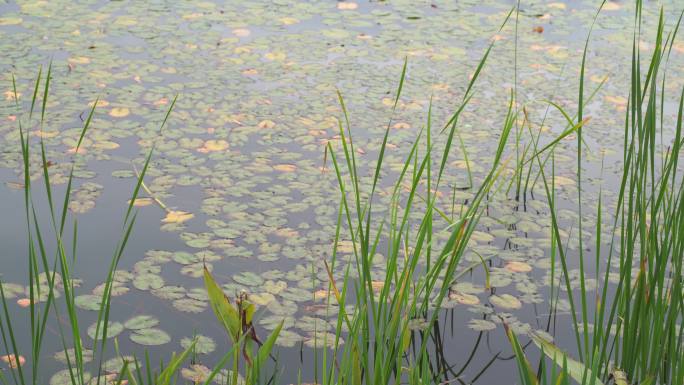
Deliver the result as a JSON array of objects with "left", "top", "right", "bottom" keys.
[
  {"left": 87, "top": 373, "right": 123, "bottom": 385},
  {"left": 130, "top": 328, "right": 171, "bottom": 346},
  {"left": 505, "top": 261, "right": 533, "bottom": 273},
  {"left": 130, "top": 198, "right": 154, "bottom": 207},
  {"left": 133, "top": 273, "right": 164, "bottom": 290},
  {"left": 264, "top": 52, "right": 286, "bottom": 61},
  {"left": 198, "top": 140, "right": 229, "bottom": 153},
  {"left": 163, "top": 210, "right": 194, "bottom": 224},
  {"left": 181, "top": 262, "right": 208, "bottom": 278},
  {"left": 75, "top": 294, "right": 102, "bottom": 311},
  {"left": 337, "top": 2, "right": 358, "bottom": 10},
  {"left": 93, "top": 281, "right": 128, "bottom": 297},
  {"left": 87, "top": 321, "right": 124, "bottom": 340},
  {"left": 180, "top": 335, "right": 216, "bottom": 354},
  {"left": 212, "top": 370, "right": 245, "bottom": 385},
  {"left": 233, "top": 271, "right": 264, "bottom": 286},
  {"left": 173, "top": 298, "right": 207, "bottom": 313},
  {"left": 468, "top": 319, "right": 496, "bottom": 331},
  {"left": 109, "top": 107, "right": 130, "bottom": 118},
  {"left": 258, "top": 120, "right": 276, "bottom": 129},
  {"left": 280, "top": 17, "right": 299, "bottom": 25},
  {"left": 232, "top": 28, "right": 250, "bottom": 37},
  {"left": 124, "top": 315, "right": 160, "bottom": 330},
  {"left": 51, "top": 369, "right": 91, "bottom": 385},
  {"left": 548, "top": 2, "right": 566, "bottom": 10},
  {"left": 449, "top": 291, "right": 480, "bottom": 305},
  {"left": 17, "top": 298, "right": 32, "bottom": 307},
  {"left": 181, "top": 365, "right": 211, "bottom": 383},
  {"left": 68, "top": 56, "right": 91, "bottom": 64},
  {"left": 152, "top": 285, "right": 186, "bottom": 300},
  {"left": 1, "top": 354, "right": 25, "bottom": 368},
  {"left": 102, "top": 356, "right": 136, "bottom": 373},
  {"left": 0, "top": 283, "right": 24, "bottom": 299},
  {"left": 0, "top": 17, "right": 22, "bottom": 25},
  {"left": 273, "top": 164, "right": 296, "bottom": 172},
  {"left": 54, "top": 348, "right": 93, "bottom": 364},
  {"left": 490, "top": 294, "right": 522, "bottom": 310},
  {"left": 553, "top": 176, "right": 575, "bottom": 186},
  {"left": 604, "top": 1, "right": 621, "bottom": 11}
]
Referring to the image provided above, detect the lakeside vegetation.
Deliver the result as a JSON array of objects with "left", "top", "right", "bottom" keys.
[{"left": 1, "top": 1, "right": 684, "bottom": 385}]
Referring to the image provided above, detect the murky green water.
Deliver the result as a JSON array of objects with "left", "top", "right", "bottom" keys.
[{"left": 1, "top": 0, "right": 683, "bottom": 383}]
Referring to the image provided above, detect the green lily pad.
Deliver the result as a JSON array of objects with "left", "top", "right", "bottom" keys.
[
  {"left": 75, "top": 294, "right": 103, "bottom": 311},
  {"left": 87, "top": 321, "right": 124, "bottom": 340},
  {"left": 124, "top": 315, "right": 160, "bottom": 330},
  {"left": 152, "top": 285, "right": 186, "bottom": 300},
  {"left": 133, "top": 273, "right": 164, "bottom": 290},
  {"left": 233, "top": 271, "right": 264, "bottom": 286},
  {"left": 172, "top": 251, "right": 197, "bottom": 264},
  {"left": 51, "top": 369, "right": 92, "bottom": 385},
  {"left": 130, "top": 328, "right": 171, "bottom": 346},
  {"left": 173, "top": 298, "right": 207, "bottom": 313},
  {"left": 54, "top": 348, "right": 94, "bottom": 364},
  {"left": 181, "top": 365, "right": 211, "bottom": 383},
  {"left": 180, "top": 334, "right": 216, "bottom": 354}
]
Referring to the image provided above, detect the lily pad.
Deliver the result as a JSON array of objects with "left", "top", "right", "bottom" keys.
[
  {"left": 490, "top": 294, "right": 523, "bottom": 310},
  {"left": 87, "top": 321, "right": 124, "bottom": 340},
  {"left": 173, "top": 298, "right": 207, "bottom": 313},
  {"left": 233, "top": 271, "right": 264, "bottom": 286},
  {"left": 468, "top": 319, "right": 497, "bottom": 331},
  {"left": 130, "top": 328, "right": 171, "bottom": 346},
  {"left": 133, "top": 273, "right": 164, "bottom": 291},
  {"left": 51, "top": 369, "right": 91, "bottom": 385},
  {"left": 124, "top": 315, "right": 160, "bottom": 330},
  {"left": 180, "top": 335, "right": 216, "bottom": 354},
  {"left": 74, "top": 294, "right": 103, "bottom": 311}
]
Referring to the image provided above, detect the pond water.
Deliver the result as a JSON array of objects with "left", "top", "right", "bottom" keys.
[{"left": 1, "top": 0, "right": 683, "bottom": 384}]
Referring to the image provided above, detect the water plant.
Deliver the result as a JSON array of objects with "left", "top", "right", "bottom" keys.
[
  {"left": 0, "top": 66, "right": 195, "bottom": 385},
  {"left": 314, "top": 6, "right": 591, "bottom": 384},
  {"left": 2, "top": 1, "right": 683, "bottom": 385},
  {"left": 507, "top": 1, "right": 684, "bottom": 384},
  {"left": 203, "top": 267, "right": 282, "bottom": 385}
]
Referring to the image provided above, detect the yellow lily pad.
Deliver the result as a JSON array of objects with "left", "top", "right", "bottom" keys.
[
  {"left": 258, "top": 119, "right": 276, "bottom": 129},
  {"left": 198, "top": 139, "right": 229, "bottom": 153},
  {"left": 162, "top": 210, "right": 194, "bottom": 224},
  {"left": 505, "top": 261, "right": 533, "bottom": 273},
  {"left": 490, "top": 294, "right": 522, "bottom": 310},
  {"left": 109, "top": 107, "right": 130, "bottom": 118},
  {"left": 0, "top": 17, "right": 22, "bottom": 26},
  {"left": 68, "top": 56, "right": 91, "bottom": 64},
  {"left": 273, "top": 164, "right": 296, "bottom": 172}
]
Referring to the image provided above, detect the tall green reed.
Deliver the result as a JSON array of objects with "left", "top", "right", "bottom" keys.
[
  {"left": 510, "top": 1, "right": 684, "bottom": 384},
  {"left": 317, "top": 8, "right": 584, "bottom": 385},
  {"left": 0, "top": 69, "right": 193, "bottom": 385}
]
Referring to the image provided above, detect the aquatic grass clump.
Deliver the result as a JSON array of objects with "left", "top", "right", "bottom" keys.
[
  {"left": 508, "top": 1, "right": 684, "bottom": 385},
  {"left": 315, "top": 8, "right": 589, "bottom": 385},
  {"left": 0, "top": 67, "right": 197, "bottom": 385}
]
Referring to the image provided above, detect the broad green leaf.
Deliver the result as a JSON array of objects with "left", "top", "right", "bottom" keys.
[
  {"left": 254, "top": 319, "right": 283, "bottom": 371},
  {"left": 157, "top": 341, "right": 196, "bottom": 385},
  {"left": 504, "top": 324, "right": 538, "bottom": 385},
  {"left": 203, "top": 266, "right": 241, "bottom": 341},
  {"left": 530, "top": 332, "right": 604, "bottom": 385}
]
